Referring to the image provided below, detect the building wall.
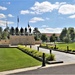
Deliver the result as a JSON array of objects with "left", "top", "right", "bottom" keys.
[{"left": 10, "top": 35, "right": 35, "bottom": 45}]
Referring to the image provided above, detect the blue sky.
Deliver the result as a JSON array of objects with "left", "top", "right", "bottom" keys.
[{"left": 0, "top": 0, "right": 75, "bottom": 33}]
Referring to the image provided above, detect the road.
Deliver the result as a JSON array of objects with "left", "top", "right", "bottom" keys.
[{"left": 9, "top": 63, "right": 75, "bottom": 75}]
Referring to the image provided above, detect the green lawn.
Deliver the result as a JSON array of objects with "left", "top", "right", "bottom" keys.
[
  {"left": 56, "top": 42, "right": 75, "bottom": 51},
  {"left": 0, "top": 48, "right": 41, "bottom": 72}
]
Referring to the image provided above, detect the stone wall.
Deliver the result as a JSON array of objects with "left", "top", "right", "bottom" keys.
[
  {"left": 35, "top": 40, "right": 42, "bottom": 44},
  {"left": 10, "top": 35, "right": 35, "bottom": 45},
  {"left": 0, "top": 40, "right": 9, "bottom": 45}
]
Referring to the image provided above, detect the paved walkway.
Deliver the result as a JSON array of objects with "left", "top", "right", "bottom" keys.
[{"left": 32, "top": 45, "right": 75, "bottom": 63}]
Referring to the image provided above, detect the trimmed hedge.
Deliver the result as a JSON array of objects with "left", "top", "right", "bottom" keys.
[
  {"left": 40, "top": 43, "right": 58, "bottom": 49},
  {"left": 18, "top": 45, "right": 55, "bottom": 61}
]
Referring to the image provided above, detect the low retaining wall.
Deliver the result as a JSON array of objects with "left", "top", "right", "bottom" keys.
[
  {"left": 0, "top": 36, "right": 42, "bottom": 45},
  {"left": 0, "top": 40, "right": 9, "bottom": 45},
  {"left": 10, "top": 35, "right": 35, "bottom": 45},
  {"left": 0, "top": 45, "right": 9, "bottom": 47},
  {"left": 35, "top": 40, "right": 42, "bottom": 44}
]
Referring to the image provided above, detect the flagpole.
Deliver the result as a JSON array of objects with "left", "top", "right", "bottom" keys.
[
  {"left": 6, "top": 20, "right": 8, "bottom": 31},
  {"left": 17, "top": 16, "right": 19, "bottom": 28},
  {"left": 28, "top": 22, "right": 29, "bottom": 36},
  {"left": 6, "top": 20, "right": 8, "bottom": 28}
]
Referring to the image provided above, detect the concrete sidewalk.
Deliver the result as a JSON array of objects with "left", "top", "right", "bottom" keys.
[
  {"left": 32, "top": 45, "right": 75, "bottom": 63},
  {"left": 11, "top": 63, "right": 75, "bottom": 75},
  {"left": 0, "top": 63, "right": 75, "bottom": 75}
]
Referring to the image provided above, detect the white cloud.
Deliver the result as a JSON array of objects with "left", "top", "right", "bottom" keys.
[
  {"left": 39, "top": 27, "right": 62, "bottom": 33},
  {"left": 31, "top": 1, "right": 53, "bottom": 14},
  {"left": 20, "top": 10, "right": 30, "bottom": 14},
  {"left": 29, "top": 17, "right": 44, "bottom": 23},
  {"left": 58, "top": 4, "right": 75, "bottom": 15},
  {"left": 20, "top": 10, "right": 35, "bottom": 15},
  {"left": 0, "top": 20, "right": 14, "bottom": 26},
  {"left": 69, "top": 14, "right": 75, "bottom": 18},
  {"left": 30, "top": 1, "right": 66, "bottom": 14},
  {"left": 23, "top": 25, "right": 62, "bottom": 33},
  {"left": 41, "top": 25, "right": 48, "bottom": 28},
  {"left": 8, "top": 21, "right": 14, "bottom": 25},
  {"left": 20, "top": 1, "right": 66, "bottom": 15},
  {"left": 0, "top": 13, "right": 6, "bottom": 19},
  {"left": 8, "top": 14, "right": 14, "bottom": 17},
  {"left": 0, "top": 6, "right": 7, "bottom": 10},
  {"left": 30, "top": 11, "right": 35, "bottom": 14}
]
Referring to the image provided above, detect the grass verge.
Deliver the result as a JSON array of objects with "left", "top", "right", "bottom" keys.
[
  {"left": 0, "top": 48, "right": 41, "bottom": 72},
  {"left": 56, "top": 42, "right": 75, "bottom": 51},
  {"left": 40, "top": 42, "right": 75, "bottom": 51}
]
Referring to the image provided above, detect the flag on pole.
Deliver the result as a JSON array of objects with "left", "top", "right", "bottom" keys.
[
  {"left": 17, "top": 16, "right": 19, "bottom": 23},
  {"left": 28, "top": 22, "right": 30, "bottom": 28},
  {"left": 17, "top": 16, "right": 19, "bottom": 27}
]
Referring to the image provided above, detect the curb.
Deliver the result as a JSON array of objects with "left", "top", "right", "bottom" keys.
[
  {"left": 0, "top": 63, "right": 74, "bottom": 75},
  {"left": 46, "top": 60, "right": 63, "bottom": 64}
]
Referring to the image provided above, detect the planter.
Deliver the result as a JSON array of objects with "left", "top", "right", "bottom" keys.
[{"left": 46, "top": 60, "right": 63, "bottom": 64}]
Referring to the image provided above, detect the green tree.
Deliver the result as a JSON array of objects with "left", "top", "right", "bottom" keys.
[
  {"left": 0, "top": 27, "right": 3, "bottom": 40},
  {"left": 25, "top": 27, "right": 27, "bottom": 35},
  {"left": 68, "top": 27, "right": 75, "bottom": 41},
  {"left": 0, "top": 33, "right": 2, "bottom": 40},
  {"left": 33, "top": 27, "right": 40, "bottom": 34},
  {"left": 41, "top": 34, "right": 47, "bottom": 42},
  {"left": 63, "top": 33, "right": 71, "bottom": 43},
  {"left": 50, "top": 34, "right": 57, "bottom": 43},
  {"left": 20, "top": 27, "right": 24, "bottom": 35},
  {"left": 60, "top": 27, "right": 67, "bottom": 41},
  {"left": 15, "top": 27, "right": 19, "bottom": 35},
  {"left": 0, "top": 27, "right": 2, "bottom": 33},
  {"left": 34, "top": 36, "right": 40, "bottom": 41},
  {"left": 10, "top": 27, "right": 14, "bottom": 35},
  {"left": 2, "top": 31, "right": 8, "bottom": 39},
  {"left": 4, "top": 26, "right": 9, "bottom": 39},
  {"left": 33, "top": 27, "right": 41, "bottom": 40}
]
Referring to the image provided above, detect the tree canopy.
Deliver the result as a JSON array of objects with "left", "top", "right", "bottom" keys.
[
  {"left": 50, "top": 33, "right": 57, "bottom": 42},
  {"left": 41, "top": 34, "right": 47, "bottom": 42},
  {"left": 60, "top": 27, "right": 75, "bottom": 43}
]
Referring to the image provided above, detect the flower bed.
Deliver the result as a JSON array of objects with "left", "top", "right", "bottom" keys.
[{"left": 18, "top": 45, "right": 55, "bottom": 61}]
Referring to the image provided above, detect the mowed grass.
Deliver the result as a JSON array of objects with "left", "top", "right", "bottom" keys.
[
  {"left": 56, "top": 42, "right": 75, "bottom": 51},
  {"left": 0, "top": 48, "right": 41, "bottom": 72}
]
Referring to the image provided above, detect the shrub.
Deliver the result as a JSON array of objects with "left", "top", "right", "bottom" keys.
[
  {"left": 40, "top": 43, "right": 59, "bottom": 50},
  {"left": 18, "top": 45, "right": 55, "bottom": 61},
  {"left": 40, "top": 43, "right": 46, "bottom": 47},
  {"left": 46, "top": 54, "right": 55, "bottom": 61}
]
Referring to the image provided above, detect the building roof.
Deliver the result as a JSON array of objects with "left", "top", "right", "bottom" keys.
[{"left": 42, "top": 33, "right": 60, "bottom": 37}]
